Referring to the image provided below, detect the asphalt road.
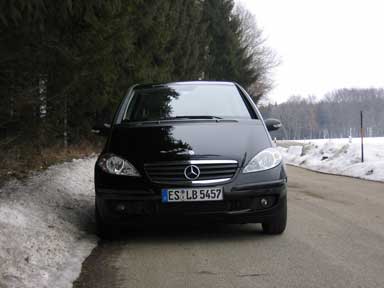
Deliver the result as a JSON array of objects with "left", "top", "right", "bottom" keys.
[{"left": 74, "top": 165, "right": 384, "bottom": 288}]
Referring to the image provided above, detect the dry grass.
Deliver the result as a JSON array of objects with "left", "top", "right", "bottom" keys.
[
  {"left": 0, "top": 140, "right": 102, "bottom": 185},
  {"left": 276, "top": 140, "right": 305, "bottom": 148}
]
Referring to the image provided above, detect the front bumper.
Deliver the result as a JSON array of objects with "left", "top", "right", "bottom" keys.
[{"left": 95, "top": 179, "right": 287, "bottom": 224}]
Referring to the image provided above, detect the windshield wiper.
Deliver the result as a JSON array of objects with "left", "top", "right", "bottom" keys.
[
  {"left": 166, "top": 115, "right": 223, "bottom": 120},
  {"left": 121, "top": 115, "right": 225, "bottom": 125}
]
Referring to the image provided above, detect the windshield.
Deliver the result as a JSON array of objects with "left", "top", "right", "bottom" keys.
[{"left": 124, "top": 83, "right": 253, "bottom": 122}]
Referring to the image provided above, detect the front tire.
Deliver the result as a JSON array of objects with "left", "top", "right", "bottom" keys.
[
  {"left": 262, "top": 196, "right": 287, "bottom": 235},
  {"left": 95, "top": 200, "right": 116, "bottom": 240}
]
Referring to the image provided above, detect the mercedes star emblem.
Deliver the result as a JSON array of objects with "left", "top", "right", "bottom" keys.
[{"left": 184, "top": 165, "right": 200, "bottom": 180}]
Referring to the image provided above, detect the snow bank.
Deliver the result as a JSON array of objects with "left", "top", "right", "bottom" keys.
[
  {"left": 287, "top": 146, "right": 303, "bottom": 157},
  {"left": 278, "top": 138, "right": 384, "bottom": 182},
  {"left": 0, "top": 157, "right": 98, "bottom": 288}
]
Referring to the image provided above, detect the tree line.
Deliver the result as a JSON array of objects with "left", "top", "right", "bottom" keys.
[
  {"left": 261, "top": 88, "right": 384, "bottom": 140},
  {"left": 0, "top": 0, "right": 275, "bottom": 155}
]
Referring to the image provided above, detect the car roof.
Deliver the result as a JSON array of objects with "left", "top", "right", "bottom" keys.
[{"left": 134, "top": 81, "right": 236, "bottom": 90}]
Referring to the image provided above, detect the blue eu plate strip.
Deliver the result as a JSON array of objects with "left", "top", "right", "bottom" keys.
[{"left": 161, "top": 189, "right": 168, "bottom": 203}]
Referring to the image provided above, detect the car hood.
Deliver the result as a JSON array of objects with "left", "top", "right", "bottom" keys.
[{"left": 107, "top": 120, "right": 271, "bottom": 167}]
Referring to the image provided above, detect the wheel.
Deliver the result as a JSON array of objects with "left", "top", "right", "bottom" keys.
[
  {"left": 95, "top": 201, "right": 116, "bottom": 240},
  {"left": 262, "top": 196, "right": 287, "bottom": 235}
]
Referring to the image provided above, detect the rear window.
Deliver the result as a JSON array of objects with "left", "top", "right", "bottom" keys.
[{"left": 124, "top": 84, "right": 253, "bottom": 121}]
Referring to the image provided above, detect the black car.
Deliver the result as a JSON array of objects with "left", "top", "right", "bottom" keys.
[{"left": 93, "top": 81, "right": 287, "bottom": 237}]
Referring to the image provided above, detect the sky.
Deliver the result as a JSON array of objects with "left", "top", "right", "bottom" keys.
[{"left": 239, "top": 0, "right": 384, "bottom": 103}]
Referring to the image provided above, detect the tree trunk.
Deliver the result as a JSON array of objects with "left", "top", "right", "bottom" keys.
[{"left": 64, "top": 95, "right": 68, "bottom": 149}]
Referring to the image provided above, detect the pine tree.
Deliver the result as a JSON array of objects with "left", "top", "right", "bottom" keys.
[
  {"left": 0, "top": 0, "right": 274, "bottom": 162},
  {"left": 201, "top": 0, "right": 274, "bottom": 101}
]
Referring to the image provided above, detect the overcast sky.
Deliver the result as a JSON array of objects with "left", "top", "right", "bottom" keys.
[{"left": 239, "top": 0, "right": 384, "bottom": 103}]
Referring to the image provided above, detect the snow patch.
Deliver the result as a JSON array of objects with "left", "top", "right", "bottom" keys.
[
  {"left": 287, "top": 146, "right": 303, "bottom": 157},
  {"left": 278, "top": 138, "right": 384, "bottom": 182},
  {"left": 0, "top": 157, "right": 98, "bottom": 288}
]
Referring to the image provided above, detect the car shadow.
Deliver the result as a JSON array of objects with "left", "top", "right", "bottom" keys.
[{"left": 99, "top": 222, "right": 275, "bottom": 245}]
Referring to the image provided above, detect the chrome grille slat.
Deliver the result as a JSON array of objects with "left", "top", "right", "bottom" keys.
[
  {"left": 152, "top": 174, "right": 234, "bottom": 181},
  {"left": 144, "top": 160, "right": 238, "bottom": 184},
  {"left": 146, "top": 172, "right": 185, "bottom": 176},
  {"left": 145, "top": 170, "right": 235, "bottom": 176},
  {"left": 198, "top": 165, "right": 238, "bottom": 170}
]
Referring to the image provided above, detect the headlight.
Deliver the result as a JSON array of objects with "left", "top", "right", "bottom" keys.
[
  {"left": 243, "top": 148, "right": 282, "bottom": 173},
  {"left": 97, "top": 154, "right": 140, "bottom": 176}
]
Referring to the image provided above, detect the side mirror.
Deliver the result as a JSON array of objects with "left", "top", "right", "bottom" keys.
[
  {"left": 264, "top": 118, "right": 282, "bottom": 131},
  {"left": 92, "top": 123, "right": 111, "bottom": 136}
]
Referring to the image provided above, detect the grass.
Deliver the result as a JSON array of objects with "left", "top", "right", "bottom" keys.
[
  {"left": 0, "top": 140, "right": 102, "bottom": 186},
  {"left": 276, "top": 140, "right": 305, "bottom": 148}
]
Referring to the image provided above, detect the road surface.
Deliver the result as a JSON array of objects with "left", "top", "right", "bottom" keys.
[{"left": 74, "top": 165, "right": 384, "bottom": 288}]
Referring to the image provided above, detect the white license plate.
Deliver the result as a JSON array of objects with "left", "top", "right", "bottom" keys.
[{"left": 161, "top": 187, "right": 223, "bottom": 203}]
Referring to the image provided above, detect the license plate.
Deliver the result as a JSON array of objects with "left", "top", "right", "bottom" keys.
[{"left": 161, "top": 187, "right": 223, "bottom": 203}]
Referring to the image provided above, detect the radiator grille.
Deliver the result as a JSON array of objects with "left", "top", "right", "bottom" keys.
[{"left": 144, "top": 161, "right": 238, "bottom": 184}]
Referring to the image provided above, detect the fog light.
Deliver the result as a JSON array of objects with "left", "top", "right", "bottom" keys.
[
  {"left": 260, "top": 198, "right": 269, "bottom": 208},
  {"left": 115, "top": 203, "right": 126, "bottom": 212}
]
